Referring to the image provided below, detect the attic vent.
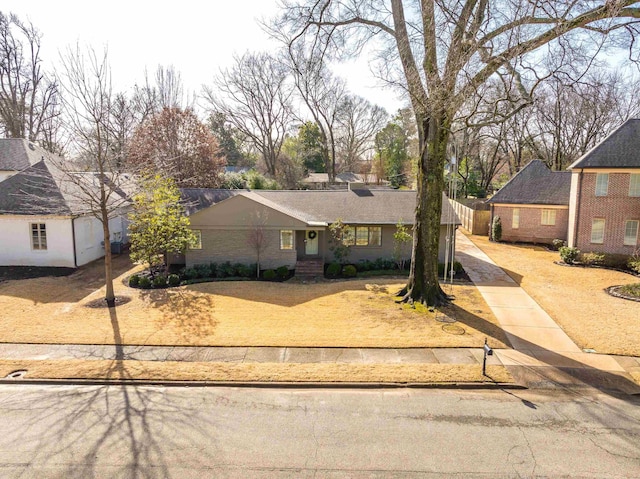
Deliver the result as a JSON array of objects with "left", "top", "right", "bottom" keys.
[
  {"left": 28, "top": 142, "right": 36, "bottom": 151},
  {"left": 348, "top": 181, "right": 367, "bottom": 191}
]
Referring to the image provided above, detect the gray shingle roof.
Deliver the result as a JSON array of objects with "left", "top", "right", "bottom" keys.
[
  {"left": 487, "top": 160, "right": 571, "bottom": 206},
  {"left": 0, "top": 160, "right": 72, "bottom": 215},
  {"left": 181, "top": 188, "right": 460, "bottom": 226},
  {"left": 0, "top": 160, "right": 134, "bottom": 216},
  {"left": 0, "top": 139, "right": 60, "bottom": 172},
  {"left": 569, "top": 118, "right": 640, "bottom": 170}
]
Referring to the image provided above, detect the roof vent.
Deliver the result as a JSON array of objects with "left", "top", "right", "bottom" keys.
[
  {"left": 28, "top": 142, "right": 36, "bottom": 151},
  {"left": 348, "top": 181, "right": 367, "bottom": 191}
]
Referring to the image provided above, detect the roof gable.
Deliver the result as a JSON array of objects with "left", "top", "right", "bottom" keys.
[
  {"left": 0, "top": 160, "right": 71, "bottom": 215},
  {"left": 0, "top": 139, "right": 61, "bottom": 172},
  {"left": 569, "top": 119, "right": 640, "bottom": 170},
  {"left": 487, "top": 160, "right": 571, "bottom": 206}
]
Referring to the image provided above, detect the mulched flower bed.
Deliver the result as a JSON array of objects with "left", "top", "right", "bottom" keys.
[
  {"left": 85, "top": 296, "right": 132, "bottom": 308},
  {"left": 605, "top": 285, "right": 640, "bottom": 303}
]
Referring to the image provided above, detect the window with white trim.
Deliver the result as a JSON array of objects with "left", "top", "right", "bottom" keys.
[
  {"left": 512, "top": 208, "right": 520, "bottom": 229},
  {"left": 624, "top": 220, "right": 639, "bottom": 246},
  {"left": 280, "top": 230, "right": 293, "bottom": 250},
  {"left": 595, "top": 173, "right": 609, "bottom": 196},
  {"left": 31, "top": 223, "right": 47, "bottom": 250},
  {"left": 591, "top": 219, "right": 605, "bottom": 244},
  {"left": 541, "top": 209, "right": 556, "bottom": 226},
  {"left": 630, "top": 174, "right": 640, "bottom": 197},
  {"left": 189, "top": 230, "right": 202, "bottom": 250}
]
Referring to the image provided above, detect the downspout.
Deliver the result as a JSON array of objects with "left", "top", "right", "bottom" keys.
[
  {"left": 489, "top": 204, "right": 494, "bottom": 241},
  {"left": 71, "top": 216, "right": 78, "bottom": 267},
  {"left": 573, "top": 171, "right": 583, "bottom": 248}
]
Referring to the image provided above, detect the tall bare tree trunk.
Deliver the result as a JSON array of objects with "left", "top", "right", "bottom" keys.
[{"left": 399, "top": 113, "right": 449, "bottom": 305}]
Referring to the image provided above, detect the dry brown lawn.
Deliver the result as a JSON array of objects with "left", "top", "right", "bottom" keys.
[
  {"left": 467, "top": 234, "right": 640, "bottom": 357},
  {"left": 0, "top": 255, "right": 509, "bottom": 349},
  {"left": 0, "top": 359, "right": 512, "bottom": 384}
]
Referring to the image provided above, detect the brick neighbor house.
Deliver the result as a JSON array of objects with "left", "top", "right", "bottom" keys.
[
  {"left": 486, "top": 160, "right": 571, "bottom": 244},
  {"left": 567, "top": 119, "right": 640, "bottom": 258}
]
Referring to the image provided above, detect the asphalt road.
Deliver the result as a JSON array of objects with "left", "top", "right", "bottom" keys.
[{"left": 0, "top": 385, "right": 638, "bottom": 478}]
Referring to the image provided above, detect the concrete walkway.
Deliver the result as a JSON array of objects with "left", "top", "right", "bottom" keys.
[
  {"left": 0, "top": 343, "right": 501, "bottom": 367},
  {"left": 456, "top": 231, "right": 640, "bottom": 393}
]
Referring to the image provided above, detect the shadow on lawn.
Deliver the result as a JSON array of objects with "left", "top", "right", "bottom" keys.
[
  {"left": 0, "top": 254, "right": 136, "bottom": 304},
  {"left": 139, "top": 288, "right": 218, "bottom": 340},
  {"left": 183, "top": 278, "right": 395, "bottom": 307}
]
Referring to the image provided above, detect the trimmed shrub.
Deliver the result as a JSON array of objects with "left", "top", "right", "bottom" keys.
[
  {"left": 552, "top": 239, "right": 565, "bottom": 251},
  {"left": 128, "top": 274, "right": 140, "bottom": 287},
  {"left": 219, "top": 261, "right": 236, "bottom": 278},
  {"left": 276, "top": 266, "right": 289, "bottom": 280},
  {"left": 356, "top": 259, "right": 374, "bottom": 272},
  {"left": 138, "top": 276, "right": 152, "bottom": 289},
  {"left": 263, "top": 269, "right": 276, "bottom": 280},
  {"left": 167, "top": 274, "right": 181, "bottom": 286},
  {"left": 153, "top": 275, "right": 167, "bottom": 288},
  {"left": 581, "top": 251, "right": 605, "bottom": 266},
  {"left": 235, "top": 263, "right": 253, "bottom": 278},
  {"left": 342, "top": 265, "right": 357, "bottom": 277},
  {"left": 491, "top": 216, "right": 502, "bottom": 242},
  {"left": 208, "top": 262, "right": 218, "bottom": 278},
  {"left": 326, "top": 262, "right": 341, "bottom": 277},
  {"left": 559, "top": 246, "right": 579, "bottom": 265},
  {"left": 194, "top": 263, "right": 211, "bottom": 278},
  {"left": 183, "top": 267, "right": 199, "bottom": 280},
  {"left": 628, "top": 254, "right": 640, "bottom": 274}
]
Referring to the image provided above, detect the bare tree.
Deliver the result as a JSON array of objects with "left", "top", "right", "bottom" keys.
[
  {"left": 285, "top": 44, "right": 348, "bottom": 180},
  {"left": 0, "top": 12, "right": 59, "bottom": 146},
  {"left": 336, "top": 95, "right": 388, "bottom": 172},
  {"left": 56, "top": 46, "right": 134, "bottom": 307},
  {"left": 528, "top": 70, "right": 639, "bottom": 170},
  {"left": 246, "top": 212, "right": 271, "bottom": 278},
  {"left": 203, "top": 52, "right": 293, "bottom": 177},
  {"left": 274, "top": 0, "right": 640, "bottom": 305}
]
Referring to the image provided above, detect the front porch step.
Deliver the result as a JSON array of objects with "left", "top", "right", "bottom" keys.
[{"left": 295, "top": 260, "right": 324, "bottom": 278}]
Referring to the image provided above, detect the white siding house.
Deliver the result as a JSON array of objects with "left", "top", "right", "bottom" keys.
[{"left": 0, "top": 159, "right": 130, "bottom": 268}]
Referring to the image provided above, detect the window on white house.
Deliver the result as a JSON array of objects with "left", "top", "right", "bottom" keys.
[
  {"left": 31, "top": 223, "right": 47, "bottom": 250},
  {"left": 512, "top": 208, "right": 520, "bottom": 229},
  {"left": 541, "top": 209, "right": 556, "bottom": 226},
  {"left": 591, "top": 219, "right": 605, "bottom": 244},
  {"left": 630, "top": 174, "right": 640, "bottom": 197},
  {"left": 595, "top": 173, "right": 609, "bottom": 196},
  {"left": 624, "top": 220, "right": 639, "bottom": 246},
  {"left": 189, "top": 230, "right": 202, "bottom": 250},
  {"left": 280, "top": 230, "right": 293, "bottom": 250}
]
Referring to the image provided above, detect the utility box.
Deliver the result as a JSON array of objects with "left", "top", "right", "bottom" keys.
[{"left": 110, "top": 241, "right": 123, "bottom": 255}]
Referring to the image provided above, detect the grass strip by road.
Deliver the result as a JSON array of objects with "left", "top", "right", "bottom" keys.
[{"left": 0, "top": 360, "right": 514, "bottom": 384}]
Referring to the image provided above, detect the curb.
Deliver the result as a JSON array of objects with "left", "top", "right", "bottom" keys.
[{"left": 0, "top": 378, "right": 525, "bottom": 389}]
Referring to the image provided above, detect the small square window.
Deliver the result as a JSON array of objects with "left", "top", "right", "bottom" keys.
[
  {"left": 189, "top": 230, "right": 202, "bottom": 250},
  {"left": 624, "top": 220, "right": 639, "bottom": 246},
  {"left": 280, "top": 230, "right": 293, "bottom": 250},
  {"left": 512, "top": 208, "right": 520, "bottom": 229},
  {"left": 591, "top": 219, "right": 605, "bottom": 244},
  {"left": 31, "top": 223, "right": 47, "bottom": 250},
  {"left": 541, "top": 209, "right": 556, "bottom": 226},
  {"left": 630, "top": 174, "right": 640, "bottom": 197},
  {"left": 595, "top": 173, "right": 609, "bottom": 197}
]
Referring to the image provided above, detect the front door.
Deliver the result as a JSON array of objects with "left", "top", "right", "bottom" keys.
[{"left": 305, "top": 230, "right": 319, "bottom": 255}]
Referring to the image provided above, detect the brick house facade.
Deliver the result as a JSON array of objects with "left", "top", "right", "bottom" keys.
[
  {"left": 567, "top": 120, "right": 640, "bottom": 257},
  {"left": 487, "top": 160, "right": 571, "bottom": 245}
]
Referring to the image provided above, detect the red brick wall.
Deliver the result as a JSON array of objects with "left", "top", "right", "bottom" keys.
[
  {"left": 493, "top": 205, "right": 568, "bottom": 244},
  {"left": 575, "top": 172, "right": 640, "bottom": 255}
]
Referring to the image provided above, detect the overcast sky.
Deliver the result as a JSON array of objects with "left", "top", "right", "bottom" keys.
[{"left": 2, "top": 0, "right": 406, "bottom": 114}]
